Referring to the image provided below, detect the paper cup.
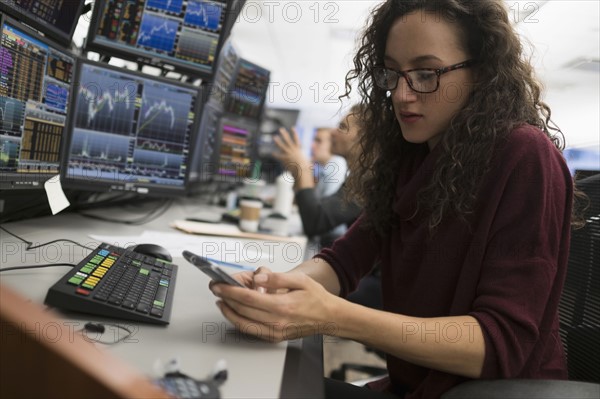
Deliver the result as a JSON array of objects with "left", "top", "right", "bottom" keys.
[{"left": 239, "top": 199, "right": 263, "bottom": 232}]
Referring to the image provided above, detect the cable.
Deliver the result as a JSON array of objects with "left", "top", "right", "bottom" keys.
[
  {"left": 0, "top": 225, "right": 96, "bottom": 251},
  {"left": 0, "top": 263, "right": 77, "bottom": 273},
  {"left": 77, "top": 322, "right": 134, "bottom": 345}
]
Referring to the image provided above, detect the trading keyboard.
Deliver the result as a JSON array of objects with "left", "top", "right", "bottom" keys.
[{"left": 45, "top": 243, "right": 177, "bottom": 325}]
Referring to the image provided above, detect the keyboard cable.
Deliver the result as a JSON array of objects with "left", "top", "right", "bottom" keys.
[{"left": 0, "top": 225, "right": 94, "bottom": 272}]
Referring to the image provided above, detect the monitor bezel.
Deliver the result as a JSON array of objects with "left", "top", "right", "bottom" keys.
[
  {"left": 59, "top": 58, "right": 204, "bottom": 197},
  {"left": 83, "top": 0, "right": 234, "bottom": 79},
  {"left": 0, "top": 14, "right": 77, "bottom": 190},
  {"left": 187, "top": 101, "right": 222, "bottom": 185},
  {"left": 0, "top": 1, "right": 85, "bottom": 47}
]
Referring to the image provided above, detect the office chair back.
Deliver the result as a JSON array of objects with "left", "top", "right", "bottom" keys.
[{"left": 559, "top": 173, "right": 600, "bottom": 382}]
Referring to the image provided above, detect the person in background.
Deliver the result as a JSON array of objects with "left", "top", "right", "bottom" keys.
[
  {"left": 275, "top": 106, "right": 383, "bottom": 312},
  {"left": 210, "top": 0, "right": 581, "bottom": 398},
  {"left": 311, "top": 127, "right": 348, "bottom": 199},
  {"left": 272, "top": 107, "right": 363, "bottom": 248}
]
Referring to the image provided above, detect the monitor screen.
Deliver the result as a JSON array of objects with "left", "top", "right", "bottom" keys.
[
  {"left": 0, "top": 0, "right": 85, "bottom": 46},
  {"left": 260, "top": 107, "right": 300, "bottom": 134},
  {"left": 85, "top": 0, "right": 232, "bottom": 78},
  {"left": 0, "top": 15, "right": 76, "bottom": 189},
  {"left": 257, "top": 107, "right": 300, "bottom": 159},
  {"left": 214, "top": 116, "right": 258, "bottom": 181},
  {"left": 61, "top": 60, "right": 200, "bottom": 195},
  {"left": 207, "top": 40, "right": 238, "bottom": 109},
  {"left": 187, "top": 53, "right": 270, "bottom": 186},
  {"left": 225, "top": 59, "right": 270, "bottom": 119}
]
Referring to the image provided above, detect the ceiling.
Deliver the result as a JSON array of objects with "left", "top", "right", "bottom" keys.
[{"left": 229, "top": 0, "right": 600, "bottom": 130}]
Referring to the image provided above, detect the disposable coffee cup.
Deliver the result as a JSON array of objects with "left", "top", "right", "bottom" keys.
[{"left": 239, "top": 199, "right": 263, "bottom": 232}]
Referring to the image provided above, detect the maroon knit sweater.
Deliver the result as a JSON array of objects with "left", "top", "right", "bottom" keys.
[{"left": 316, "top": 125, "right": 572, "bottom": 398}]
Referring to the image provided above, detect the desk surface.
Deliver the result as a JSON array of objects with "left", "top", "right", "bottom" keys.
[{"left": 0, "top": 197, "right": 323, "bottom": 398}]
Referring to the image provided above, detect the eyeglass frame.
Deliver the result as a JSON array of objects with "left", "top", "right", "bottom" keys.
[{"left": 372, "top": 60, "right": 476, "bottom": 93}]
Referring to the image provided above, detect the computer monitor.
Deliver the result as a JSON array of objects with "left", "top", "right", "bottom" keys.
[
  {"left": 260, "top": 107, "right": 300, "bottom": 135},
  {"left": 224, "top": 58, "right": 270, "bottom": 119},
  {"left": 187, "top": 54, "right": 270, "bottom": 186},
  {"left": 84, "top": 0, "right": 235, "bottom": 78},
  {"left": 0, "top": 0, "right": 85, "bottom": 46},
  {"left": 0, "top": 14, "right": 76, "bottom": 190},
  {"left": 256, "top": 107, "right": 300, "bottom": 183},
  {"left": 208, "top": 40, "right": 239, "bottom": 109},
  {"left": 213, "top": 115, "right": 259, "bottom": 181},
  {"left": 60, "top": 59, "right": 201, "bottom": 196}
]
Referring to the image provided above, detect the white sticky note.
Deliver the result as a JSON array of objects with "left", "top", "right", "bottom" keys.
[{"left": 44, "top": 175, "right": 70, "bottom": 215}]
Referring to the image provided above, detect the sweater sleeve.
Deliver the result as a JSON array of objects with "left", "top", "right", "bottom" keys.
[
  {"left": 469, "top": 129, "right": 573, "bottom": 378},
  {"left": 314, "top": 214, "right": 382, "bottom": 297},
  {"left": 295, "top": 186, "right": 361, "bottom": 237}
]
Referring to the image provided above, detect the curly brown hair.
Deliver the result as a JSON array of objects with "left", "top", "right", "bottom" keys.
[{"left": 343, "top": 0, "right": 569, "bottom": 235}]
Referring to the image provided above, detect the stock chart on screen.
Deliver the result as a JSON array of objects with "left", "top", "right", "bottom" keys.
[
  {"left": 62, "top": 61, "right": 199, "bottom": 195},
  {"left": 86, "top": 0, "right": 230, "bottom": 77}
]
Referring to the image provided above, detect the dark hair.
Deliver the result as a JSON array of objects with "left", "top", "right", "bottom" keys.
[{"left": 343, "top": 0, "right": 578, "bottom": 235}]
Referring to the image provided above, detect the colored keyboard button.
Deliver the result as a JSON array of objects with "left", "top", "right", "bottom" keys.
[
  {"left": 76, "top": 288, "right": 90, "bottom": 296},
  {"left": 68, "top": 276, "right": 83, "bottom": 285},
  {"left": 153, "top": 300, "right": 164, "bottom": 308},
  {"left": 89, "top": 256, "right": 102, "bottom": 264}
]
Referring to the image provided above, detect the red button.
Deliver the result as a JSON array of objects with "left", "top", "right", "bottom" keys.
[{"left": 76, "top": 288, "right": 90, "bottom": 296}]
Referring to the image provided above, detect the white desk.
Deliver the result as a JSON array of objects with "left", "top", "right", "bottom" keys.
[{"left": 0, "top": 197, "right": 323, "bottom": 398}]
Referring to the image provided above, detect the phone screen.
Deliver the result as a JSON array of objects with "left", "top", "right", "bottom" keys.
[{"left": 182, "top": 250, "right": 247, "bottom": 288}]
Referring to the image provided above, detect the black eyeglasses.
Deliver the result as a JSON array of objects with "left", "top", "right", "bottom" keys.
[{"left": 372, "top": 60, "right": 475, "bottom": 93}]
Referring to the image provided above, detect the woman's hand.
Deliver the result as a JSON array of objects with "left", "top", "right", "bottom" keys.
[
  {"left": 273, "top": 128, "right": 314, "bottom": 189},
  {"left": 211, "top": 271, "right": 342, "bottom": 343},
  {"left": 208, "top": 266, "right": 273, "bottom": 292}
]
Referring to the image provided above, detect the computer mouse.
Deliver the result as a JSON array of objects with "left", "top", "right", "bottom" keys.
[{"left": 130, "top": 244, "right": 173, "bottom": 262}]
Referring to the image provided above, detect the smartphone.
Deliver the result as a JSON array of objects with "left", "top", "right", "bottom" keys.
[{"left": 182, "top": 250, "right": 247, "bottom": 288}]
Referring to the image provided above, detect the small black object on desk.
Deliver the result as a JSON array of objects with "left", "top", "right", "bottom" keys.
[{"left": 131, "top": 244, "right": 173, "bottom": 263}]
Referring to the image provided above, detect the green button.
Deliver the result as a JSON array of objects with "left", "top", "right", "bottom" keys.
[
  {"left": 153, "top": 300, "right": 164, "bottom": 308},
  {"left": 132, "top": 260, "right": 141, "bottom": 266},
  {"left": 155, "top": 258, "right": 171, "bottom": 264},
  {"left": 139, "top": 268, "right": 149, "bottom": 275},
  {"left": 82, "top": 283, "right": 95, "bottom": 290},
  {"left": 68, "top": 277, "right": 83, "bottom": 285},
  {"left": 80, "top": 267, "right": 94, "bottom": 274},
  {"left": 89, "top": 257, "right": 101, "bottom": 264}
]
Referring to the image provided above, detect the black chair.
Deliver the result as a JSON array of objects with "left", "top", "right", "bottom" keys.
[{"left": 443, "top": 173, "right": 600, "bottom": 398}]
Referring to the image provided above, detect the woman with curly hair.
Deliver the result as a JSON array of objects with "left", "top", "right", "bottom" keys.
[{"left": 210, "top": 1, "right": 575, "bottom": 397}]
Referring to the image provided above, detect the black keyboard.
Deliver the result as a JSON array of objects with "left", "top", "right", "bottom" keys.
[{"left": 44, "top": 243, "right": 177, "bottom": 325}]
